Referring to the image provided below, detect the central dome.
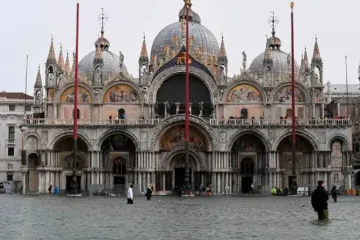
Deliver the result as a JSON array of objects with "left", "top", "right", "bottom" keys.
[{"left": 150, "top": 6, "right": 219, "bottom": 63}]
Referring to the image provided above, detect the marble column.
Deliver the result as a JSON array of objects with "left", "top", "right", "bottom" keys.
[{"left": 22, "top": 173, "right": 27, "bottom": 194}]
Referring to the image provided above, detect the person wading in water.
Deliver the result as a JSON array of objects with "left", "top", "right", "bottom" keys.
[
  {"left": 311, "top": 180, "right": 329, "bottom": 220},
  {"left": 331, "top": 186, "right": 338, "bottom": 203},
  {"left": 127, "top": 185, "right": 134, "bottom": 204}
]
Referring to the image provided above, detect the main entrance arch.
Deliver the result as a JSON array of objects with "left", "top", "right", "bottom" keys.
[{"left": 231, "top": 132, "right": 267, "bottom": 194}]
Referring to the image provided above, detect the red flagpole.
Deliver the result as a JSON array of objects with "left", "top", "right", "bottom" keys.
[
  {"left": 290, "top": 2, "right": 296, "bottom": 176},
  {"left": 71, "top": 1, "right": 80, "bottom": 193},
  {"left": 184, "top": 0, "right": 191, "bottom": 189}
]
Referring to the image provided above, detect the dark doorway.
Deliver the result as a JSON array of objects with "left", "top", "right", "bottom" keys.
[
  {"left": 66, "top": 176, "right": 81, "bottom": 192},
  {"left": 241, "top": 109, "right": 248, "bottom": 119},
  {"left": 356, "top": 172, "right": 360, "bottom": 186},
  {"left": 175, "top": 168, "right": 192, "bottom": 187},
  {"left": 114, "top": 176, "right": 126, "bottom": 185},
  {"left": 241, "top": 176, "right": 252, "bottom": 193}
]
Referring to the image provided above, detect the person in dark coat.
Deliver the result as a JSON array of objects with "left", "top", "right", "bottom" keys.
[
  {"left": 311, "top": 180, "right": 329, "bottom": 220},
  {"left": 331, "top": 186, "right": 338, "bottom": 203},
  {"left": 145, "top": 188, "right": 152, "bottom": 200}
]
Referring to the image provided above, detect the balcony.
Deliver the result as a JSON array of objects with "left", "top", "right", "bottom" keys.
[{"left": 22, "top": 117, "right": 351, "bottom": 129}]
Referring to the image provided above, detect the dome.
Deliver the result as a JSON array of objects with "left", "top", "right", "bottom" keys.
[
  {"left": 249, "top": 39, "right": 299, "bottom": 80},
  {"left": 150, "top": 7, "right": 219, "bottom": 62},
  {"left": 95, "top": 36, "right": 110, "bottom": 50},
  {"left": 79, "top": 50, "right": 127, "bottom": 80}
]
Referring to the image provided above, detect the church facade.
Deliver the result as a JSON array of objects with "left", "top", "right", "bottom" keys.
[{"left": 20, "top": 4, "right": 353, "bottom": 194}]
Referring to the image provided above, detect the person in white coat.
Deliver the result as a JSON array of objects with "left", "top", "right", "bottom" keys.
[{"left": 127, "top": 184, "right": 134, "bottom": 204}]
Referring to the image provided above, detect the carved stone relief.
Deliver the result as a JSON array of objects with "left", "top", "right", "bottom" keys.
[
  {"left": 318, "top": 132, "right": 326, "bottom": 144},
  {"left": 140, "top": 131, "right": 148, "bottom": 143},
  {"left": 219, "top": 132, "right": 227, "bottom": 143},
  {"left": 42, "top": 131, "right": 48, "bottom": 143},
  {"left": 26, "top": 136, "right": 38, "bottom": 150},
  {"left": 148, "top": 115, "right": 217, "bottom": 151}
]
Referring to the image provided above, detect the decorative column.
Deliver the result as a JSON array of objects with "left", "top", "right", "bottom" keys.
[{"left": 22, "top": 173, "right": 27, "bottom": 194}]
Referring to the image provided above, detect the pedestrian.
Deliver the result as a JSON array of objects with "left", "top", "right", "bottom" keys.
[
  {"left": 145, "top": 187, "right": 152, "bottom": 200},
  {"left": 48, "top": 184, "right": 52, "bottom": 194},
  {"left": 127, "top": 184, "right": 134, "bottom": 204},
  {"left": 311, "top": 180, "right": 329, "bottom": 220},
  {"left": 331, "top": 186, "right": 338, "bottom": 203}
]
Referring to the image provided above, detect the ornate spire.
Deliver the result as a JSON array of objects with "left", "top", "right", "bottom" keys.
[
  {"left": 34, "top": 65, "right": 43, "bottom": 88},
  {"left": 64, "top": 50, "right": 71, "bottom": 73},
  {"left": 312, "top": 37, "right": 322, "bottom": 61},
  {"left": 71, "top": 52, "right": 76, "bottom": 74},
  {"left": 303, "top": 47, "right": 310, "bottom": 71},
  {"left": 219, "top": 34, "right": 227, "bottom": 58},
  {"left": 139, "top": 34, "right": 149, "bottom": 63},
  {"left": 299, "top": 54, "right": 304, "bottom": 73},
  {"left": 47, "top": 37, "right": 57, "bottom": 64},
  {"left": 94, "top": 44, "right": 103, "bottom": 64},
  {"left": 58, "top": 45, "right": 65, "bottom": 70}
]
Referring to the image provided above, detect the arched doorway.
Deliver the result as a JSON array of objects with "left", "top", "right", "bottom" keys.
[
  {"left": 231, "top": 133, "right": 266, "bottom": 194},
  {"left": 277, "top": 135, "right": 314, "bottom": 190},
  {"left": 156, "top": 74, "right": 213, "bottom": 117},
  {"left": 54, "top": 136, "right": 89, "bottom": 192},
  {"left": 27, "top": 153, "right": 39, "bottom": 193},
  {"left": 158, "top": 124, "right": 209, "bottom": 191},
  {"left": 240, "top": 158, "right": 255, "bottom": 193},
  {"left": 101, "top": 133, "right": 136, "bottom": 189},
  {"left": 356, "top": 172, "right": 360, "bottom": 186}
]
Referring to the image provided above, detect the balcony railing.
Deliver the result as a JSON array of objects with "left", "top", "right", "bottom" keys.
[{"left": 23, "top": 117, "right": 351, "bottom": 127}]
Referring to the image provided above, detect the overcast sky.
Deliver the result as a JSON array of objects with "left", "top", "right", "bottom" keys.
[{"left": 2, "top": 0, "right": 359, "bottom": 94}]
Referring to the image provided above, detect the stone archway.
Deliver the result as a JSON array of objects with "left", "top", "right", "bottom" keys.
[
  {"left": 27, "top": 153, "right": 39, "bottom": 193},
  {"left": 100, "top": 132, "right": 137, "bottom": 188},
  {"left": 230, "top": 132, "right": 267, "bottom": 194},
  {"left": 277, "top": 134, "right": 315, "bottom": 191}
]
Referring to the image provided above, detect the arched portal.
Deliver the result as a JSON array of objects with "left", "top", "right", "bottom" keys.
[
  {"left": 100, "top": 133, "right": 136, "bottom": 189},
  {"left": 231, "top": 134, "right": 266, "bottom": 194},
  {"left": 156, "top": 74, "right": 213, "bottom": 117},
  {"left": 27, "top": 153, "right": 39, "bottom": 193},
  {"left": 53, "top": 136, "right": 89, "bottom": 192},
  {"left": 356, "top": 172, "right": 360, "bottom": 187},
  {"left": 277, "top": 135, "right": 314, "bottom": 190}
]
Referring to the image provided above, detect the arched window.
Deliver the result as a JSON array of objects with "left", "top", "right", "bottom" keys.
[
  {"left": 118, "top": 108, "right": 125, "bottom": 119},
  {"left": 241, "top": 109, "right": 248, "bottom": 119},
  {"left": 112, "top": 157, "right": 127, "bottom": 175},
  {"left": 48, "top": 66, "right": 54, "bottom": 74},
  {"left": 73, "top": 109, "right": 80, "bottom": 120},
  {"left": 240, "top": 158, "right": 254, "bottom": 175}
]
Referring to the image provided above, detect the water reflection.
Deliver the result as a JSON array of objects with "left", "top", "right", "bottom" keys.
[{"left": 0, "top": 195, "right": 359, "bottom": 240}]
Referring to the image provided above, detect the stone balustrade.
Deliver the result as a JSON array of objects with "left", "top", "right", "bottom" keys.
[{"left": 22, "top": 117, "right": 351, "bottom": 128}]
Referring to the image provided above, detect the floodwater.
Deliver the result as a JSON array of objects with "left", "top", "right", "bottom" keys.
[{"left": 1, "top": 194, "right": 359, "bottom": 240}]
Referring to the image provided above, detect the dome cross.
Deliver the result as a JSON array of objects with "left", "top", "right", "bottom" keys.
[
  {"left": 268, "top": 11, "right": 279, "bottom": 36},
  {"left": 98, "top": 8, "right": 109, "bottom": 37}
]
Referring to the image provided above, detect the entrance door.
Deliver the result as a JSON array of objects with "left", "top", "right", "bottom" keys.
[
  {"left": 356, "top": 172, "right": 360, "bottom": 186},
  {"left": 66, "top": 176, "right": 81, "bottom": 192},
  {"left": 241, "top": 176, "right": 252, "bottom": 193},
  {"left": 174, "top": 168, "right": 192, "bottom": 187},
  {"left": 114, "top": 176, "right": 126, "bottom": 194}
]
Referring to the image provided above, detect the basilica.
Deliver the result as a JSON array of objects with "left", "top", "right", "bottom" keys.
[{"left": 20, "top": 4, "right": 354, "bottom": 195}]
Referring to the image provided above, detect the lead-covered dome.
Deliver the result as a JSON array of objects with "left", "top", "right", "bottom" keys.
[
  {"left": 249, "top": 35, "right": 299, "bottom": 81},
  {"left": 150, "top": 6, "right": 219, "bottom": 62},
  {"left": 79, "top": 36, "right": 127, "bottom": 80}
]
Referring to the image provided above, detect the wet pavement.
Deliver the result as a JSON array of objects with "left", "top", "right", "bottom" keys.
[{"left": 1, "top": 194, "right": 359, "bottom": 240}]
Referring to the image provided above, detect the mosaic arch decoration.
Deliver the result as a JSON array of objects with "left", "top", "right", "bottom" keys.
[
  {"left": 160, "top": 125, "right": 207, "bottom": 151},
  {"left": 273, "top": 86, "right": 306, "bottom": 103},
  {"left": 103, "top": 84, "right": 138, "bottom": 103},
  {"left": 226, "top": 84, "right": 262, "bottom": 103},
  {"left": 60, "top": 86, "right": 92, "bottom": 103}
]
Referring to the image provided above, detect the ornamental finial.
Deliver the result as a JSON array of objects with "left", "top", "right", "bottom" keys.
[{"left": 184, "top": 0, "right": 192, "bottom": 7}]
